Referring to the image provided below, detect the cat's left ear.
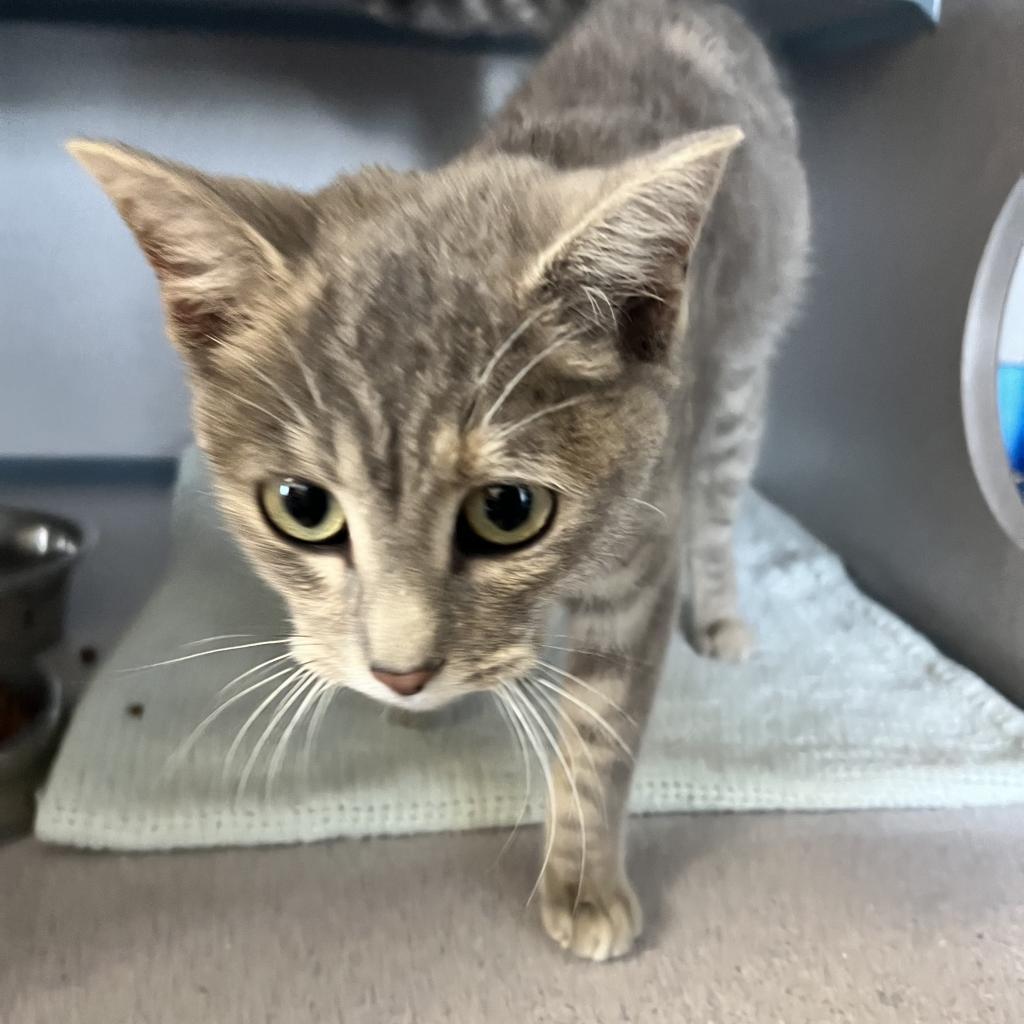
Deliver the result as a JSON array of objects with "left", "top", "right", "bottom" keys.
[
  {"left": 67, "top": 139, "right": 304, "bottom": 358},
  {"left": 528, "top": 125, "right": 743, "bottom": 365}
]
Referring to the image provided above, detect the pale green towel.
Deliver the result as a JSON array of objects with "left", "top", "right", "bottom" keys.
[{"left": 36, "top": 449, "right": 1024, "bottom": 850}]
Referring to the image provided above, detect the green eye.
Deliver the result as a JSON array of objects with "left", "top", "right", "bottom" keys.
[
  {"left": 259, "top": 478, "right": 347, "bottom": 545},
  {"left": 457, "top": 483, "right": 556, "bottom": 554}
]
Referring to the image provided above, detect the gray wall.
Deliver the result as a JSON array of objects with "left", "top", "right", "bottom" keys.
[
  {"left": 1, "top": 21, "right": 528, "bottom": 457},
  {"left": 759, "top": 0, "right": 1024, "bottom": 700}
]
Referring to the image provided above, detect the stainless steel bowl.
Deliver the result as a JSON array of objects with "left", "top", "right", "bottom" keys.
[
  {"left": 0, "top": 667, "right": 64, "bottom": 837},
  {"left": 0, "top": 506, "right": 85, "bottom": 660}
]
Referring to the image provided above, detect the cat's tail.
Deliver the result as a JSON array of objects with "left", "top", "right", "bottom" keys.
[{"left": 354, "top": 0, "right": 589, "bottom": 40}]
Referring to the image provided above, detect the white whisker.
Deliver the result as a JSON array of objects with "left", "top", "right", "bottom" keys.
[
  {"left": 532, "top": 674, "right": 635, "bottom": 760},
  {"left": 534, "top": 658, "right": 639, "bottom": 726},
  {"left": 491, "top": 690, "right": 533, "bottom": 864},
  {"left": 502, "top": 684, "right": 557, "bottom": 908},
  {"left": 221, "top": 667, "right": 305, "bottom": 783},
  {"left": 493, "top": 395, "right": 588, "bottom": 439},
  {"left": 481, "top": 335, "right": 571, "bottom": 427},
  {"left": 235, "top": 671, "right": 314, "bottom": 801},
  {"left": 217, "top": 653, "right": 293, "bottom": 698},
  {"left": 182, "top": 633, "right": 260, "bottom": 648},
  {"left": 626, "top": 496, "right": 668, "bottom": 520},
  {"left": 162, "top": 664, "right": 295, "bottom": 778},
  {"left": 301, "top": 682, "right": 339, "bottom": 788},
  {"left": 530, "top": 679, "right": 606, "bottom": 824},
  {"left": 516, "top": 680, "right": 587, "bottom": 914},
  {"left": 121, "top": 639, "right": 292, "bottom": 674},
  {"left": 527, "top": 680, "right": 578, "bottom": 778},
  {"left": 265, "top": 676, "right": 326, "bottom": 798},
  {"left": 475, "top": 311, "right": 542, "bottom": 394},
  {"left": 536, "top": 642, "right": 644, "bottom": 668}
]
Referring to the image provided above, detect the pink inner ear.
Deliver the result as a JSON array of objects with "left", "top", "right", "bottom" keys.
[
  {"left": 136, "top": 241, "right": 230, "bottom": 349},
  {"left": 132, "top": 212, "right": 260, "bottom": 351},
  {"left": 166, "top": 295, "right": 234, "bottom": 350}
]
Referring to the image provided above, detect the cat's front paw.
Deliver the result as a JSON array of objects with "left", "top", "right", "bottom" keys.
[
  {"left": 690, "top": 615, "right": 755, "bottom": 662},
  {"left": 540, "top": 874, "right": 642, "bottom": 961}
]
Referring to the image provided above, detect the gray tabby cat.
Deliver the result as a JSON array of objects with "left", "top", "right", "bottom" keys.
[{"left": 70, "top": 0, "right": 808, "bottom": 960}]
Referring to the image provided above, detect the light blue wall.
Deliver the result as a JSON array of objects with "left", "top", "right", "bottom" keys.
[{"left": 1, "top": 21, "right": 528, "bottom": 457}]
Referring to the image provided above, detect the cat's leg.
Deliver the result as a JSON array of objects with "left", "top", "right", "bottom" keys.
[
  {"left": 529, "top": 556, "right": 676, "bottom": 961},
  {"left": 684, "top": 356, "right": 767, "bottom": 662}
]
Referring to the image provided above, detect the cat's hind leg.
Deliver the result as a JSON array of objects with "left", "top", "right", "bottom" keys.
[{"left": 683, "top": 356, "right": 768, "bottom": 662}]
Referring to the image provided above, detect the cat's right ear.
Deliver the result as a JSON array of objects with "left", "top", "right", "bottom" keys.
[{"left": 67, "top": 139, "right": 299, "bottom": 358}]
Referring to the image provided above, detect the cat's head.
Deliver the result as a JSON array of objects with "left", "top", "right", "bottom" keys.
[{"left": 70, "top": 129, "right": 740, "bottom": 710}]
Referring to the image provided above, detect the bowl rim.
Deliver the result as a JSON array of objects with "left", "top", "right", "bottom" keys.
[{"left": 0, "top": 505, "right": 91, "bottom": 594}]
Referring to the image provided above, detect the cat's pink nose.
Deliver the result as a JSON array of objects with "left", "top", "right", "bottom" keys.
[{"left": 370, "top": 662, "right": 442, "bottom": 696}]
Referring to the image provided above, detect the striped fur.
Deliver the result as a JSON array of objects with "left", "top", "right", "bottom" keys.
[{"left": 70, "top": 0, "right": 809, "bottom": 960}]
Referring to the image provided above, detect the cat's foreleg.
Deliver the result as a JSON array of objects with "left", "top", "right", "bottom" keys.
[{"left": 528, "top": 554, "right": 677, "bottom": 960}]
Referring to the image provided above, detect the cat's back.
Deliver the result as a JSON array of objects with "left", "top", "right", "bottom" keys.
[
  {"left": 477, "top": 0, "right": 809, "bottom": 355},
  {"left": 477, "top": 0, "right": 799, "bottom": 171}
]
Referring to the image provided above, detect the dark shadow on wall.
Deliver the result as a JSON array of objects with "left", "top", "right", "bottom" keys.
[{"left": 757, "top": 0, "right": 1024, "bottom": 703}]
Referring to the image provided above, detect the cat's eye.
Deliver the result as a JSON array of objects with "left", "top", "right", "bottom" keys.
[
  {"left": 457, "top": 483, "right": 556, "bottom": 554},
  {"left": 259, "top": 478, "right": 348, "bottom": 545}
]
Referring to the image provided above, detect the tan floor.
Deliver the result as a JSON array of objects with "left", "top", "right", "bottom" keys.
[{"left": 5, "top": 810, "right": 1023, "bottom": 1023}]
